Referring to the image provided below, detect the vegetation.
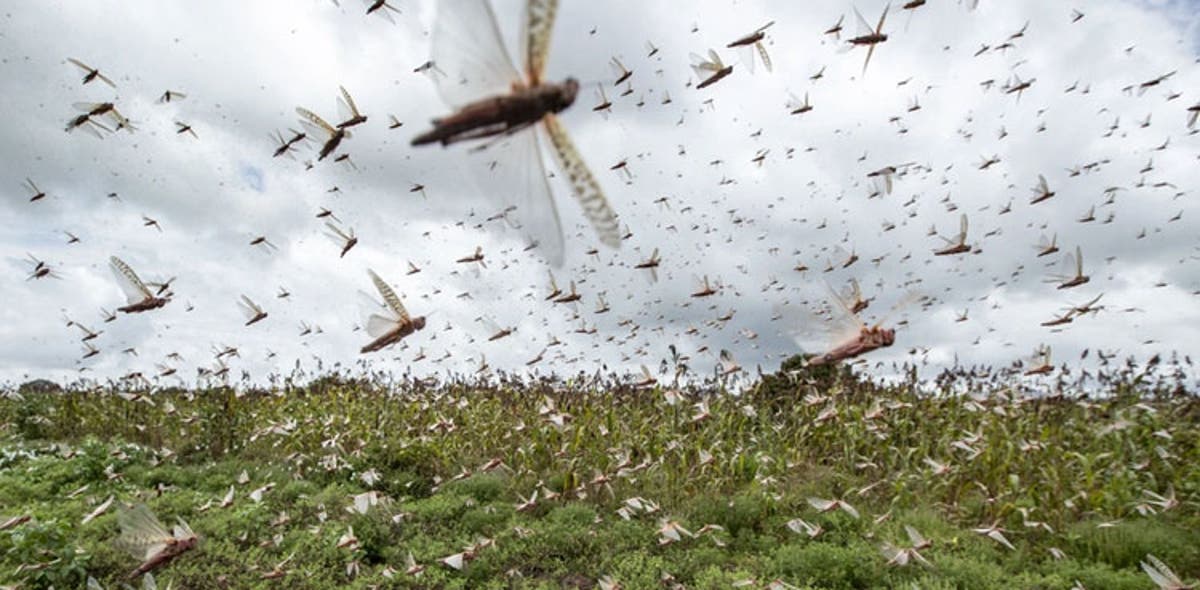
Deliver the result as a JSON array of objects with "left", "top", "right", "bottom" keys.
[{"left": 1, "top": 362, "right": 1196, "bottom": 589}]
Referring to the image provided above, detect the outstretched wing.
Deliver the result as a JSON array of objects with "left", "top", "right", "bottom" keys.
[
  {"left": 367, "top": 269, "right": 409, "bottom": 322},
  {"left": 430, "top": 0, "right": 522, "bottom": 108},
  {"left": 324, "top": 221, "right": 350, "bottom": 244},
  {"left": 476, "top": 126, "right": 566, "bottom": 266},
  {"left": 904, "top": 525, "right": 928, "bottom": 548},
  {"left": 757, "top": 42, "right": 773, "bottom": 73},
  {"left": 523, "top": 0, "right": 559, "bottom": 85},
  {"left": 117, "top": 504, "right": 174, "bottom": 561},
  {"left": 1141, "top": 555, "right": 1184, "bottom": 588},
  {"left": 1057, "top": 251, "right": 1077, "bottom": 280},
  {"left": 110, "top": 256, "right": 152, "bottom": 303},
  {"left": 777, "top": 298, "right": 862, "bottom": 353},
  {"left": 852, "top": 6, "right": 873, "bottom": 36},
  {"left": 296, "top": 107, "right": 337, "bottom": 136},
  {"left": 358, "top": 290, "right": 402, "bottom": 338},
  {"left": 338, "top": 86, "right": 362, "bottom": 120},
  {"left": 543, "top": 114, "right": 622, "bottom": 250}
]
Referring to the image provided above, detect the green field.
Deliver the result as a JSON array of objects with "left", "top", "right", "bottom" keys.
[{"left": 1, "top": 366, "right": 1197, "bottom": 589}]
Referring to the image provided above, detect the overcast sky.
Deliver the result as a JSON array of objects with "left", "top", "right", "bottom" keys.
[{"left": 1, "top": 0, "right": 1198, "bottom": 387}]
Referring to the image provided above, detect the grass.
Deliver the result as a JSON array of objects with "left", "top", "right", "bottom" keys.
[{"left": 0, "top": 364, "right": 1196, "bottom": 589}]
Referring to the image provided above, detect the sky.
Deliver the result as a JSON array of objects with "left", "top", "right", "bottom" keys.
[{"left": 1, "top": 0, "right": 1198, "bottom": 387}]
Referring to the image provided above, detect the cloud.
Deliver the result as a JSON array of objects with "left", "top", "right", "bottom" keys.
[{"left": 1, "top": 0, "right": 1197, "bottom": 386}]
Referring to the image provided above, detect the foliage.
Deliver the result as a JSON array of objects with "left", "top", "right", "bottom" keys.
[{"left": 0, "top": 372, "right": 1196, "bottom": 589}]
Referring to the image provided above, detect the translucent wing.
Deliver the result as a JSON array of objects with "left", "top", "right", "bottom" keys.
[
  {"left": 757, "top": 42, "right": 773, "bottom": 72},
  {"left": 110, "top": 256, "right": 152, "bottom": 303},
  {"left": 337, "top": 86, "right": 362, "bottom": 121},
  {"left": 824, "top": 280, "right": 870, "bottom": 331},
  {"left": 470, "top": 123, "right": 565, "bottom": 266},
  {"left": 870, "top": 291, "right": 921, "bottom": 329},
  {"left": 1073, "top": 246, "right": 1084, "bottom": 275},
  {"left": 479, "top": 316, "right": 504, "bottom": 336},
  {"left": 368, "top": 268, "right": 410, "bottom": 322},
  {"left": 1141, "top": 555, "right": 1184, "bottom": 589},
  {"left": 778, "top": 293, "right": 864, "bottom": 353},
  {"left": 430, "top": 0, "right": 522, "bottom": 108},
  {"left": 875, "top": 5, "right": 890, "bottom": 33},
  {"left": 543, "top": 114, "right": 622, "bottom": 250},
  {"left": 690, "top": 51, "right": 725, "bottom": 78},
  {"left": 853, "top": 6, "right": 874, "bottom": 36},
  {"left": 840, "top": 279, "right": 864, "bottom": 305},
  {"left": 958, "top": 214, "right": 969, "bottom": 242},
  {"left": 609, "top": 58, "right": 629, "bottom": 83},
  {"left": 324, "top": 221, "right": 350, "bottom": 244},
  {"left": 296, "top": 107, "right": 338, "bottom": 137},
  {"left": 358, "top": 290, "right": 401, "bottom": 338},
  {"left": 172, "top": 518, "right": 195, "bottom": 540},
  {"left": 881, "top": 542, "right": 907, "bottom": 565},
  {"left": 117, "top": 503, "right": 174, "bottom": 561},
  {"left": 238, "top": 295, "right": 261, "bottom": 319},
  {"left": 905, "top": 525, "right": 928, "bottom": 547},
  {"left": 1058, "top": 251, "right": 1077, "bottom": 279},
  {"left": 523, "top": 0, "right": 559, "bottom": 84},
  {"left": 737, "top": 45, "right": 757, "bottom": 75},
  {"left": 689, "top": 53, "right": 715, "bottom": 78}
]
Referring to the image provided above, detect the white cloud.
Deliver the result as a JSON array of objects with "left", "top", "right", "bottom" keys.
[{"left": 1, "top": 0, "right": 1197, "bottom": 386}]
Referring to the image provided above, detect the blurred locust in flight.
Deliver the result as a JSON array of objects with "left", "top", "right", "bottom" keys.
[
  {"left": 845, "top": 4, "right": 890, "bottom": 75},
  {"left": 726, "top": 21, "right": 775, "bottom": 73},
  {"left": 67, "top": 57, "right": 116, "bottom": 87},
  {"left": 691, "top": 49, "right": 734, "bottom": 89},
  {"left": 360, "top": 269, "right": 426, "bottom": 354},
  {"left": 411, "top": 0, "right": 621, "bottom": 266},
  {"left": 109, "top": 256, "right": 171, "bottom": 313},
  {"left": 116, "top": 503, "right": 197, "bottom": 579}
]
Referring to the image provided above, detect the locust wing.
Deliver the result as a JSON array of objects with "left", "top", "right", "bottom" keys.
[
  {"left": 110, "top": 256, "right": 152, "bottom": 304},
  {"left": 430, "top": 0, "right": 523, "bottom": 108},
  {"left": 324, "top": 221, "right": 353, "bottom": 246},
  {"left": 360, "top": 290, "right": 401, "bottom": 339},
  {"left": 778, "top": 286, "right": 865, "bottom": 354},
  {"left": 852, "top": 6, "right": 874, "bottom": 37},
  {"left": 479, "top": 126, "right": 565, "bottom": 266},
  {"left": 238, "top": 295, "right": 263, "bottom": 320},
  {"left": 690, "top": 50, "right": 725, "bottom": 79},
  {"left": 117, "top": 503, "right": 174, "bottom": 561},
  {"left": 367, "top": 269, "right": 410, "bottom": 324},
  {"left": 68, "top": 58, "right": 116, "bottom": 87},
  {"left": 523, "top": 0, "right": 559, "bottom": 84},
  {"left": 337, "top": 86, "right": 362, "bottom": 122},
  {"left": 543, "top": 115, "right": 622, "bottom": 251},
  {"left": 297, "top": 107, "right": 339, "bottom": 138}
]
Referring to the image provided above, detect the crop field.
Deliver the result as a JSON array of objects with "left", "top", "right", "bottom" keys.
[{"left": 1, "top": 365, "right": 1196, "bottom": 589}]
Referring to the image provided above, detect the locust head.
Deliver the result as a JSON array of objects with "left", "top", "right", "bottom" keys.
[
  {"left": 412, "top": 316, "right": 427, "bottom": 331},
  {"left": 877, "top": 327, "right": 896, "bottom": 347},
  {"left": 554, "top": 78, "right": 580, "bottom": 112}
]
